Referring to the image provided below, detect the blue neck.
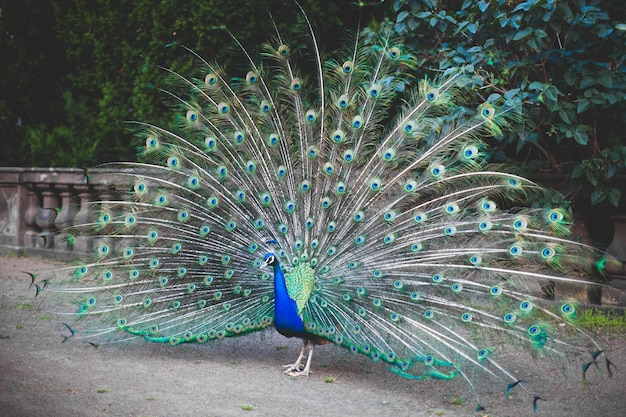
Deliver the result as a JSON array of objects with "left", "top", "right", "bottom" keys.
[{"left": 272, "top": 262, "right": 305, "bottom": 338}]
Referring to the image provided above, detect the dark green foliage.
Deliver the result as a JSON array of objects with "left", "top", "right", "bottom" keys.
[
  {"left": 393, "top": 0, "right": 626, "bottom": 205},
  {"left": 0, "top": 0, "right": 364, "bottom": 167},
  {"left": 0, "top": 0, "right": 69, "bottom": 166}
]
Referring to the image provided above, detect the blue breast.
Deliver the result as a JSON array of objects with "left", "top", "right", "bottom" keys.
[{"left": 272, "top": 262, "right": 306, "bottom": 338}]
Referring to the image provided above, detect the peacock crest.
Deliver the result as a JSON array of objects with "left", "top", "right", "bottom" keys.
[{"left": 31, "top": 9, "right": 621, "bottom": 411}]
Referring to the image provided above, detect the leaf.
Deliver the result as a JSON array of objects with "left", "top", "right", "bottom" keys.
[
  {"left": 513, "top": 27, "right": 532, "bottom": 41},
  {"left": 504, "top": 88, "right": 520, "bottom": 100},
  {"left": 607, "top": 188, "right": 621, "bottom": 207},
  {"left": 616, "top": 23, "right": 626, "bottom": 31},
  {"left": 571, "top": 164, "right": 585, "bottom": 178},
  {"left": 558, "top": 110, "right": 572, "bottom": 124},
  {"left": 598, "top": 26, "right": 613, "bottom": 38},
  {"left": 590, "top": 189, "right": 605, "bottom": 205},
  {"left": 581, "top": 6, "right": 601, "bottom": 14},
  {"left": 543, "top": 85, "right": 561, "bottom": 107},
  {"left": 563, "top": 72, "right": 576, "bottom": 87},
  {"left": 576, "top": 99, "right": 591, "bottom": 114},
  {"left": 606, "top": 164, "right": 617, "bottom": 178},
  {"left": 397, "top": 11, "right": 409, "bottom": 23},
  {"left": 597, "top": 74, "right": 613, "bottom": 88},
  {"left": 487, "top": 93, "right": 502, "bottom": 102},
  {"left": 527, "top": 38, "right": 538, "bottom": 51},
  {"left": 586, "top": 170, "right": 599, "bottom": 187},
  {"left": 579, "top": 76, "right": 595, "bottom": 89},
  {"left": 573, "top": 126, "right": 589, "bottom": 145},
  {"left": 512, "top": 0, "right": 537, "bottom": 13}
]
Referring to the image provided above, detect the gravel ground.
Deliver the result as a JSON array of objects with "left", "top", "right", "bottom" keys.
[{"left": 1, "top": 255, "right": 625, "bottom": 417}]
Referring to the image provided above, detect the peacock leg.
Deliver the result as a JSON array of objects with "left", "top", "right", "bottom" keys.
[
  {"left": 284, "top": 340, "right": 314, "bottom": 377},
  {"left": 283, "top": 339, "right": 308, "bottom": 374},
  {"left": 297, "top": 341, "right": 315, "bottom": 376}
]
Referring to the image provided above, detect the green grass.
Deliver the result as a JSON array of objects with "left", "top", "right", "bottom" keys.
[
  {"left": 96, "top": 388, "right": 109, "bottom": 393},
  {"left": 574, "top": 308, "right": 626, "bottom": 332},
  {"left": 451, "top": 396, "right": 464, "bottom": 406},
  {"left": 240, "top": 404, "right": 254, "bottom": 411},
  {"left": 324, "top": 375, "right": 335, "bottom": 383}
]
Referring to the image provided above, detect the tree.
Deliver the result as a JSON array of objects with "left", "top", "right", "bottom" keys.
[
  {"left": 0, "top": 0, "right": 366, "bottom": 167},
  {"left": 392, "top": 0, "right": 626, "bottom": 206}
]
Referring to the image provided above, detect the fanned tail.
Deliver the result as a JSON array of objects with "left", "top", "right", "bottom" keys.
[{"left": 30, "top": 14, "right": 622, "bottom": 411}]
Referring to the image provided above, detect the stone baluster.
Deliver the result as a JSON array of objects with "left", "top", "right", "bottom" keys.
[
  {"left": 54, "top": 185, "right": 78, "bottom": 254},
  {"left": 35, "top": 187, "right": 60, "bottom": 249},
  {"left": 72, "top": 186, "right": 95, "bottom": 255},
  {"left": 23, "top": 188, "right": 41, "bottom": 249}
]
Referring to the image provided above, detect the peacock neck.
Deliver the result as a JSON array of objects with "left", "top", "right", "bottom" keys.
[{"left": 272, "top": 261, "right": 306, "bottom": 338}]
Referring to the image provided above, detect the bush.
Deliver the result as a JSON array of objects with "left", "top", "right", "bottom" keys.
[{"left": 393, "top": 0, "right": 626, "bottom": 205}]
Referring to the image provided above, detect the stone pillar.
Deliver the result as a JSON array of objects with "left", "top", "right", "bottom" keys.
[
  {"left": 54, "top": 185, "right": 78, "bottom": 254},
  {"left": 35, "top": 188, "right": 59, "bottom": 249},
  {"left": 73, "top": 187, "right": 95, "bottom": 255},
  {"left": 23, "top": 188, "right": 41, "bottom": 249},
  {"left": 14, "top": 184, "right": 30, "bottom": 248}
]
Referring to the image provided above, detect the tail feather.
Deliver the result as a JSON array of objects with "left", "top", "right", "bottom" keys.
[{"left": 29, "top": 14, "right": 622, "bottom": 410}]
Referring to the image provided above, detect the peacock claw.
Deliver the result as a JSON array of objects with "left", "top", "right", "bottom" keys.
[
  {"left": 285, "top": 369, "right": 311, "bottom": 377},
  {"left": 282, "top": 363, "right": 304, "bottom": 371}
]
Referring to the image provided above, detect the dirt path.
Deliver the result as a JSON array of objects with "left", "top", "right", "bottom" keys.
[{"left": 1, "top": 255, "right": 624, "bottom": 417}]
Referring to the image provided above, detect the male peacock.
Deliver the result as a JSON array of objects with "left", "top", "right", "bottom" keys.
[{"left": 32, "top": 10, "right": 622, "bottom": 411}]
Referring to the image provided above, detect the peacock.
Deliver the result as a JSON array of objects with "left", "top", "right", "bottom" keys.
[{"left": 31, "top": 9, "right": 623, "bottom": 411}]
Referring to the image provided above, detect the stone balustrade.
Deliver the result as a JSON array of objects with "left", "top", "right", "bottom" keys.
[{"left": 0, "top": 167, "right": 121, "bottom": 259}]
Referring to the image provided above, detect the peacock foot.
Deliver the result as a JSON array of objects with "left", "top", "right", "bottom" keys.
[
  {"left": 284, "top": 368, "right": 311, "bottom": 377},
  {"left": 282, "top": 361, "right": 305, "bottom": 374},
  {"left": 282, "top": 341, "right": 315, "bottom": 376}
]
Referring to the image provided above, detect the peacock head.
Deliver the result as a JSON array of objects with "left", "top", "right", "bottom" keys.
[{"left": 262, "top": 253, "right": 278, "bottom": 269}]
